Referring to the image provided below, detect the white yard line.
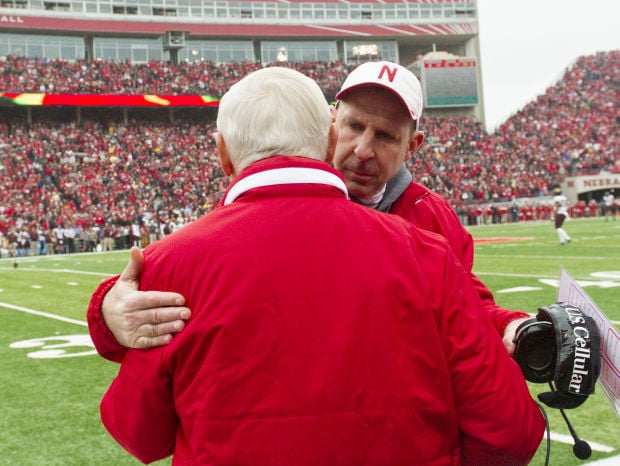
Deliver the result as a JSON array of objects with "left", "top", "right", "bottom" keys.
[
  {"left": 0, "top": 266, "right": 112, "bottom": 276},
  {"left": 584, "top": 455, "right": 620, "bottom": 465},
  {"left": 0, "top": 301, "right": 87, "bottom": 326},
  {"left": 550, "top": 432, "right": 615, "bottom": 453}
]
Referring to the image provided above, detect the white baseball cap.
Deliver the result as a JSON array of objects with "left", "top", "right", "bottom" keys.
[{"left": 336, "top": 61, "right": 423, "bottom": 122}]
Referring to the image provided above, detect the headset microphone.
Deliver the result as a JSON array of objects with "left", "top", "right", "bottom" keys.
[
  {"left": 558, "top": 404, "right": 592, "bottom": 460},
  {"left": 536, "top": 384, "right": 593, "bottom": 465}
]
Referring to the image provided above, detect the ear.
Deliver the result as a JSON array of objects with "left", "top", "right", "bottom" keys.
[
  {"left": 404, "top": 130, "right": 424, "bottom": 163},
  {"left": 216, "top": 132, "right": 236, "bottom": 178},
  {"left": 329, "top": 104, "right": 337, "bottom": 124},
  {"left": 325, "top": 123, "right": 337, "bottom": 164}
]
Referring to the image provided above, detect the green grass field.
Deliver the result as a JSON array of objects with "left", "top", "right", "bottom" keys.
[{"left": 1, "top": 216, "right": 618, "bottom": 465}]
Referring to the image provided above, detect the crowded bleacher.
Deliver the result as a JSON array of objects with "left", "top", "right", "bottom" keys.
[
  {"left": 0, "top": 57, "right": 353, "bottom": 98},
  {"left": 1, "top": 51, "right": 618, "bottom": 255}
]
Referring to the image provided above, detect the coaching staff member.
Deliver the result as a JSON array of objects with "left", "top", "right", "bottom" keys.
[{"left": 94, "top": 67, "right": 543, "bottom": 465}]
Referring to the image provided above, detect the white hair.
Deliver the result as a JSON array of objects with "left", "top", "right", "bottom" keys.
[{"left": 216, "top": 66, "right": 332, "bottom": 173}]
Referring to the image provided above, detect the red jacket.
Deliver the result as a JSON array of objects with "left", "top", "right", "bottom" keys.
[
  {"left": 96, "top": 156, "right": 543, "bottom": 465},
  {"left": 87, "top": 171, "right": 529, "bottom": 361},
  {"left": 389, "top": 181, "right": 531, "bottom": 334}
]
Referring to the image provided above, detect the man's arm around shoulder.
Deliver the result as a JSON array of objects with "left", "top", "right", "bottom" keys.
[{"left": 86, "top": 247, "right": 190, "bottom": 362}]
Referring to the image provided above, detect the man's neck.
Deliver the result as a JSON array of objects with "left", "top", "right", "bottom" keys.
[
  {"left": 375, "top": 164, "right": 413, "bottom": 212},
  {"left": 354, "top": 185, "right": 386, "bottom": 209}
]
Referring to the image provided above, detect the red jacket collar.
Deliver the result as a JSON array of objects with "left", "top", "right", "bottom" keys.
[{"left": 221, "top": 156, "right": 349, "bottom": 206}]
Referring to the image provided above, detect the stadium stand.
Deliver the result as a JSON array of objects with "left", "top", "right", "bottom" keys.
[
  {"left": 1, "top": 51, "right": 619, "bottom": 255},
  {"left": 0, "top": 57, "right": 352, "bottom": 100}
]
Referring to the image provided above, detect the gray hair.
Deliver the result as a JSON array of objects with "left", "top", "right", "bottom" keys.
[{"left": 216, "top": 66, "right": 332, "bottom": 173}]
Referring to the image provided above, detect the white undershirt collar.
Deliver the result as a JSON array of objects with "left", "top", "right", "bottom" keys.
[{"left": 356, "top": 185, "right": 386, "bottom": 208}]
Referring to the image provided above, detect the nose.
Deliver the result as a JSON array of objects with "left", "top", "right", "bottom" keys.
[{"left": 353, "top": 132, "right": 375, "bottom": 161}]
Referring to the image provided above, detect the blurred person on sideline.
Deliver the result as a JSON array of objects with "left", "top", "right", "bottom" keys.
[
  {"left": 603, "top": 189, "right": 616, "bottom": 221},
  {"left": 552, "top": 187, "right": 572, "bottom": 245},
  {"left": 88, "top": 61, "right": 532, "bottom": 357},
  {"left": 92, "top": 66, "right": 544, "bottom": 465}
]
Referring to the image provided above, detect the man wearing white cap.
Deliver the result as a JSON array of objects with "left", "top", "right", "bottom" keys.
[
  {"left": 88, "top": 62, "right": 530, "bottom": 356},
  {"left": 332, "top": 61, "right": 531, "bottom": 348}
]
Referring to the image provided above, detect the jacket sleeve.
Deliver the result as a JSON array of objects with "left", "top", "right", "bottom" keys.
[
  {"left": 100, "top": 347, "right": 178, "bottom": 464},
  {"left": 437, "top": 248, "right": 545, "bottom": 465},
  {"left": 86, "top": 275, "right": 129, "bottom": 363},
  {"left": 434, "top": 200, "right": 531, "bottom": 337},
  {"left": 397, "top": 190, "right": 531, "bottom": 337},
  {"left": 470, "top": 272, "right": 531, "bottom": 336},
  {"left": 447, "top": 210, "right": 531, "bottom": 336}
]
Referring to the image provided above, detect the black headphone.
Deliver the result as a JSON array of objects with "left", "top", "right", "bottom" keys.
[
  {"left": 513, "top": 303, "right": 602, "bottom": 462},
  {"left": 512, "top": 317, "right": 555, "bottom": 383},
  {"left": 513, "top": 302, "right": 601, "bottom": 409}
]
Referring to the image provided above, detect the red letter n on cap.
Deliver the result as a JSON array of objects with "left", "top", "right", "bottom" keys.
[{"left": 378, "top": 65, "right": 397, "bottom": 82}]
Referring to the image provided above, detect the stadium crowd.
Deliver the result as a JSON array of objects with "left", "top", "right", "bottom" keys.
[
  {"left": 0, "top": 56, "right": 352, "bottom": 99},
  {"left": 1, "top": 51, "right": 618, "bottom": 255}
]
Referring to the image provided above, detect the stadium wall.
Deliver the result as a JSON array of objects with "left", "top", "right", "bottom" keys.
[{"left": 564, "top": 175, "right": 620, "bottom": 204}]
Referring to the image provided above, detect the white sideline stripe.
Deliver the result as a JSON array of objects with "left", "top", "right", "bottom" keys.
[
  {"left": 584, "top": 455, "right": 620, "bottom": 465},
  {"left": 476, "top": 271, "right": 611, "bottom": 279},
  {"left": 0, "top": 301, "right": 87, "bottom": 327},
  {"left": 0, "top": 266, "right": 112, "bottom": 277},
  {"left": 550, "top": 432, "right": 615, "bottom": 453}
]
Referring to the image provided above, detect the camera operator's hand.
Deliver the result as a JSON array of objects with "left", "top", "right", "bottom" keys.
[
  {"left": 102, "top": 246, "right": 191, "bottom": 349},
  {"left": 503, "top": 316, "right": 531, "bottom": 356}
]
